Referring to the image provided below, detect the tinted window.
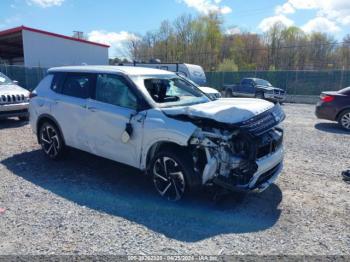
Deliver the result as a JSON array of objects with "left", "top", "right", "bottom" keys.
[
  {"left": 51, "top": 73, "right": 64, "bottom": 92},
  {"left": 241, "top": 79, "right": 250, "bottom": 85},
  {"left": 61, "top": 73, "right": 91, "bottom": 98},
  {"left": 255, "top": 79, "right": 272, "bottom": 86},
  {"left": 95, "top": 74, "right": 137, "bottom": 109}
]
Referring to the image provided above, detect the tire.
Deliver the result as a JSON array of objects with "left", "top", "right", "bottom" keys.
[
  {"left": 18, "top": 116, "right": 29, "bottom": 121},
  {"left": 255, "top": 92, "right": 264, "bottom": 99},
  {"left": 225, "top": 89, "right": 233, "bottom": 98},
  {"left": 38, "top": 122, "right": 66, "bottom": 160},
  {"left": 338, "top": 110, "right": 350, "bottom": 131},
  {"left": 150, "top": 148, "right": 199, "bottom": 201}
]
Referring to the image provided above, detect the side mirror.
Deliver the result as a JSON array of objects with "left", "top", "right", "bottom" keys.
[{"left": 12, "top": 80, "right": 19, "bottom": 85}]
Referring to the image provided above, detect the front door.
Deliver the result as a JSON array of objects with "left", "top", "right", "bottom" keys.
[{"left": 85, "top": 73, "right": 144, "bottom": 168}]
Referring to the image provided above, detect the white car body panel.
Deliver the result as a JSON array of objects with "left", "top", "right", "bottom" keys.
[
  {"left": 162, "top": 98, "right": 274, "bottom": 124},
  {"left": 84, "top": 98, "right": 144, "bottom": 167},
  {"left": 140, "top": 108, "right": 197, "bottom": 169},
  {"left": 30, "top": 66, "right": 285, "bottom": 194}
]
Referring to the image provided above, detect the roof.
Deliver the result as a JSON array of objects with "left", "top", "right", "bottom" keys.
[
  {"left": 0, "top": 26, "right": 109, "bottom": 48},
  {"left": 48, "top": 65, "right": 175, "bottom": 76}
]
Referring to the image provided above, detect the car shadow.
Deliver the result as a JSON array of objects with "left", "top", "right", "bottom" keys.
[
  {"left": 315, "top": 122, "right": 350, "bottom": 135},
  {"left": 1, "top": 149, "right": 282, "bottom": 242},
  {"left": 0, "top": 118, "right": 28, "bottom": 129}
]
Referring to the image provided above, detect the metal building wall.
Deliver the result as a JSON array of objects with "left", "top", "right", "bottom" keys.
[{"left": 22, "top": 29, "right": 108, "bottom": 68}]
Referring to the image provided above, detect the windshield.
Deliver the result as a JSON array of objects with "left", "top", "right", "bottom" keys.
[
  {"left": 133, "top": 75, "right": 210, "bottom": 108},
  {"left": 255, "top": 79, "right": 272, "bottom": 87},
  {"left": 0, "top": 72, "right": 13, "bottom": 86}
]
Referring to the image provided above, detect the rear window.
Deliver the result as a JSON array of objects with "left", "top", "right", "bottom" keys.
[{"left": 339, "top": 87, "right": 350, "bottom": 95}]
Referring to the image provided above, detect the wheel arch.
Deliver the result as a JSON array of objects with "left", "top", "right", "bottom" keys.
[
  {"left": 36, "top": 114, "right": 65, "bottom": 144},
  {"left": 336, "top": 107, "right": 350, "bottom": 121},
  {"left": 144, "top": 141, "right": 188, "bottom": 172}
]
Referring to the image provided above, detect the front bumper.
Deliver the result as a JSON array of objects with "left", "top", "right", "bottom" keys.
[
  {"left": 264, "top": 93, "right": 286, "bottom": 102},
  {"left": 214, "top": 146, "right": 284, "bottom": 193},
  {"left": 0, "top": 102, "right": 29, "bottom": 118}
]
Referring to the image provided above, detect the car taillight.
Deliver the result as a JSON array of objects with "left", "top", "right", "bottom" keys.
[
  {"left": 321, "top": 95, "right": 334, "bottom": 103},
  {"left": 29, "top": 92, "right": 37, "bottom": 99}
]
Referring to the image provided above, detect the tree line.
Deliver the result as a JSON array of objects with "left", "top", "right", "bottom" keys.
[{"left": 122, "top": 13, "right": 350, "bottom": 72}]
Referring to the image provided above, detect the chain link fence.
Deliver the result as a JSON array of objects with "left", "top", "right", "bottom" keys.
[
  {"left": 1, "top": 65, "right": 350, "bottom": 96},
  {"left": 0, "top": 65, "right": 48, "bottom": 91},
  {"left": 206, "top": 70, "right": 350, "bottom": 95}
]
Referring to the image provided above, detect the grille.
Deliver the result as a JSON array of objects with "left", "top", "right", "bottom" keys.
[
  {"left": 256, "top": 129, "right": 283, "bottom": 158},
  {"left": 255, "top": 163, "right": 281, "bottom": 186},
  {"left": 0, "top": 94, "right": 25, "bottom": 104},
  {"left": 239, "top": 105, "right": 285, "bottom": 136},
  {"left": 273, "top": 89, "right": 285, "bottom": 95}
]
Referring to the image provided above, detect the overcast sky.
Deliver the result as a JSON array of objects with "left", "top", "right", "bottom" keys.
[{"left": 1, "top": 0, "right": 350, "bottom": 57}]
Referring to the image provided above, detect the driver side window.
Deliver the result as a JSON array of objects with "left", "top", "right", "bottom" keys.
[{"left": 95, "top": 74, "right": 137, "bottom": 110}]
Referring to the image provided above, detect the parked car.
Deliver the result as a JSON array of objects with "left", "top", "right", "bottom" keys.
[
  {"left": 120, "top": 62, "right": 222, "bottom": 99},
  {"left": 29, "top": 66, "right": 285, "bottom": 201},
  {"left": 224, "top": 78, "right": 286, "bottom": 103},
  {"left": 315, "top": 87, "right": 350, "bottom": 131},
  {"left": 0, "top": 72, "right": 30, "bottom": 121}
]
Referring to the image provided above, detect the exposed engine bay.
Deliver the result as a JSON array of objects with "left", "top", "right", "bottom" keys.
[{"left": 166, "top": 104, "right": 285, "bottom": 191}]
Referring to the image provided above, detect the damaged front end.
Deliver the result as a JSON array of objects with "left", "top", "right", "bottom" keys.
[{"left": 188, "top": 104, "right": 285, "bottom": 193}]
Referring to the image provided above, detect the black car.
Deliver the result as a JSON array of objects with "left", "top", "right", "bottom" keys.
[{"left": 315, "top": 87, "right": 350, "bottom": 130}]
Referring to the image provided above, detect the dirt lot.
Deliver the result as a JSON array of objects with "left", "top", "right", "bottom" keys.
[{"left": 0, "top": 103, "right": 349, "bottom": 255}]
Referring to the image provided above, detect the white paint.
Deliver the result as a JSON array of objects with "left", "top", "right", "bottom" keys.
[
  {"left": 22, "top": 29, "right": 108, "bottom": 68},
  {"left": 162, "top": 98, "right": 275, "bottom": 124}
]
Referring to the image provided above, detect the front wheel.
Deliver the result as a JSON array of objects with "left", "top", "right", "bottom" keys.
[
  {"left": 338, "top": 110, "right": 350, "bottom": 131},
  {"left": 39, "top": 122, "right": 65, "bottom": 159},
  {"left": 150, "top": 149, "right": 196, "bottom": 201}
]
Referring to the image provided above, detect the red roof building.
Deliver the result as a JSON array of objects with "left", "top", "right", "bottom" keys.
[{"left": 0, "top": 26, "right": 109, "bottom": 67}]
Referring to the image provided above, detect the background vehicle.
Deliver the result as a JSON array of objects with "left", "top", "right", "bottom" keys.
[
  {"left": 315, "top": 87, "right": 350, "bottom": 130},
  {"left": 0, "top": 72, "right": 30, "bottom": 121},
  {"left": 119, "top": 62, "right": 221, "bottom": 99},
  {"left": 224, "top": 78, "right": 286, "bottom": 103},
  {"left": 30, "top": 66, "right": 285, "bottom": 201}
]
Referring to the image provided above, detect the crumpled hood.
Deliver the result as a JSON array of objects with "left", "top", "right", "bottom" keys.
[
  {"left": 0, "top": 84, "right": 29, "bottom": 95},
  {"left": 162, "top": 98, "right": 275, "bottom": 124}
]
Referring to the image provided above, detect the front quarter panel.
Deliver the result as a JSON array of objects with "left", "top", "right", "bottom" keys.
[{"left": 140, "top": 108, "right": 197, "bottom": 169}]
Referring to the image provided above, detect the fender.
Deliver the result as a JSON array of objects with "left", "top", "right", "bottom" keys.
[{"left": 36, "top": 114, "right": 66, "bottom": 144}]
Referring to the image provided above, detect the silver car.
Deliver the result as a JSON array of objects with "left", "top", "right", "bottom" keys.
[
  {"left": 0, "top": 72, "right": 30, "bottom": 120},
  {"left": 30, "top": 66, "right": 285, "bottom": 201}
]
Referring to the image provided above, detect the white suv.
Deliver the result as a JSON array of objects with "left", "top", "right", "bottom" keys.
[{"left": 29, "top": 66, "right": 285, "bottom": 201}]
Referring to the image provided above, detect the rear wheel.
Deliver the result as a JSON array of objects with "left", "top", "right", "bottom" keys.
[
  {"left": 39, "top": 122, "right": 65, "bottom": 159},
  {"left": 338, "top": 110, "right": 350, "bottom": 131},
  {"left": 150, "top": 148, "right": 197, "bottom": 201}
]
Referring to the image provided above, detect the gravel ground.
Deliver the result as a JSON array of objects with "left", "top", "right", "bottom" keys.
[{"left": 0, "top": 103, "right": 349, "bottom": 255}]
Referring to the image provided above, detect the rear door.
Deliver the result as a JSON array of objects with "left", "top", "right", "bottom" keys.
[
  {"left": 50, "top": 72, "right": 93, "bottom": 151},
  {"left": 85, "top": 73, "right": 145, "bottom": 168}
]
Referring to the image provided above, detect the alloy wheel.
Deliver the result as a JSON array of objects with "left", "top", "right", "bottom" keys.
[
  {"left": 41, "top": 125, "right": 60, "bottom": 158},
  {"left": 341, "top": 112, "right": 350, "bottom": 130},
  {"left": 153, "top": 156, "right": 186, "bottom": 201}
]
